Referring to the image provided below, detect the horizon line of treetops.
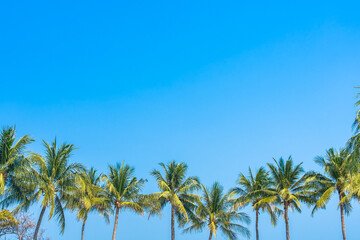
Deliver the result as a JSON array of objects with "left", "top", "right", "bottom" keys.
[{"left": 2, "top": 92, "right": 360, "bottom": 240}]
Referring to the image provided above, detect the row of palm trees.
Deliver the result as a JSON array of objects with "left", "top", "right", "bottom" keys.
[
  {"left": 2, "top": 128, "right": 360, "bottom": 240},
  {"left": 0, "top": 131, "right": 250, "bottom": 240},
  {"left": 2, "top": 91, "right": 360, "bottom": 240}
]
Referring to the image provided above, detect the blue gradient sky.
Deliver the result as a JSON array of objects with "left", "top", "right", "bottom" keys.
[{"left": 1, "top": 1, "right": 360, "bottom": 239}]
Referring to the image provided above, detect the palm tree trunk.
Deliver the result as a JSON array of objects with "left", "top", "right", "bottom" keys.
[
  {"left": 255, "top": 209, "right": 259, "bottom": 240},
  {"left": 171, "top": 205, "right": 175, "bottom": 240},
  {"left": 209, "top": 230, "right": 213, "bottom": 240},
  {"left": 284, "top": 203, "right": 290, "bottom": 240},
  {"left": 112, "top": 207, "right": 120, "bottom": 240},
  {"left": 339, "top": 193, "right": 346, "bottom": 240},
  {"left": 33, "top": 206, "right": 46, "bottom": 240},
  {"left": 81, "top": 214, "right": 87, "bottom": 240}
]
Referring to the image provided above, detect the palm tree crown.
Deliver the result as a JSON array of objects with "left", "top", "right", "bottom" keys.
[
  {"left": 312, "top": 148, "right": 357, "bottom": 240},
  {"left": 149, "top": 161, "right": 200, "bottom": 240},
  {"left": 231, "top": 167, "right": 278, "bottom": 240},
  {"left": 66, "top": 167, "right": 110, "bottom": 240},
  {"left": 184, "top": 182, "right": 250, "bottom": 240},
  {"left": 8, "top": 139, "right": 82, "bottom": 240},
  {"left": 0, "top": 126, "right": 33, "bottom": 194},
  {"left": 265, "top": 156, "right": 314, "bottom": 240},
  {"left": 103, "top": 162, "right": 146, "bottom": 240}
]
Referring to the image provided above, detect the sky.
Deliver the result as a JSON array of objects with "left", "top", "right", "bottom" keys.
[{"left": 1, "top": 0, "right": 360, "bottom": 239}]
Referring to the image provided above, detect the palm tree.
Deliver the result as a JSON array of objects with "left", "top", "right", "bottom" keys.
[
  {"left": 184, "top": 182, "right": 250, "bottom": 240},
  {"left": 102, "top": 162, "right": 146, "bottom": 240},
  {"left": 231, "top": 167, "right": 279, "bottom": 240},
  {"left": 149, "top": 161, "right": 200, "bottom": 240},
  {"left": 263, "top": 156, "right": 314, "bottom": 240},
  {"left": 66, "top": 167, "right": 111, "bottom": 240},
  {"left": 311, "top": 148, "right": 357, "bottom": 240},
  {"left": 0, "top": 126, "right": 33, "bottom": 194},
  {"left": 4, "top": 139, "right": 82, "bottom": 240}
]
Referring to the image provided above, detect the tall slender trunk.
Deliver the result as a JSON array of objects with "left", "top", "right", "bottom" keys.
[
  {"left": 171, "top": 205, "right": 175, "bottom": 240},
  {"left": 255, "top": 209, "right": 259, "bottom": 240},
  {"left": 339, "top": 193, "right": 346, "bottom": 240},
  {"left": 284, "top": 202, "right": 290, "bottom": 240},
  {"left": 209, "top": 230, "right": 213, "bottom": 240},
  {"left": 112, "top": 207, "right": 120, "bottom": 240},
  {"left": 81, "top": 214, "right": 88, "bottom": 240},
  {"left": 33, "top": 206, "right": 46, "bottom": 240}
]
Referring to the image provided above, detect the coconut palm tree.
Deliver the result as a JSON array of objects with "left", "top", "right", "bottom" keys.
[
  {"left": 149, "top": 161, "right": 200, "bottom": 240},
  {"left": 184, "top": 182, "right": 250, "bottom": 240},
  {"left": 66, "top": 167, "right": 111, "bottom": 240},
  {"left": 263, "top": 156, "right": 315, "bottom": 240},
  {"left": 311, "top": 148, "right": 357, "bottom": 240},
  {"left": 4, "top": 139, "right": 83, "bottom": 240},
  {"left": 0, "top": 126, "right": 33, "bottom": 194},
  {"left": 102, "top": 162, "right": 146, "bottom": 240},
  {"left": 231, "top": 167, "right": 279, "bottom": 240}
]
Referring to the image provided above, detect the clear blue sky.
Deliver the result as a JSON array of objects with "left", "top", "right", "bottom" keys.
[{"left": 1, "top": 0, "right": 360, "bottom": 239}]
